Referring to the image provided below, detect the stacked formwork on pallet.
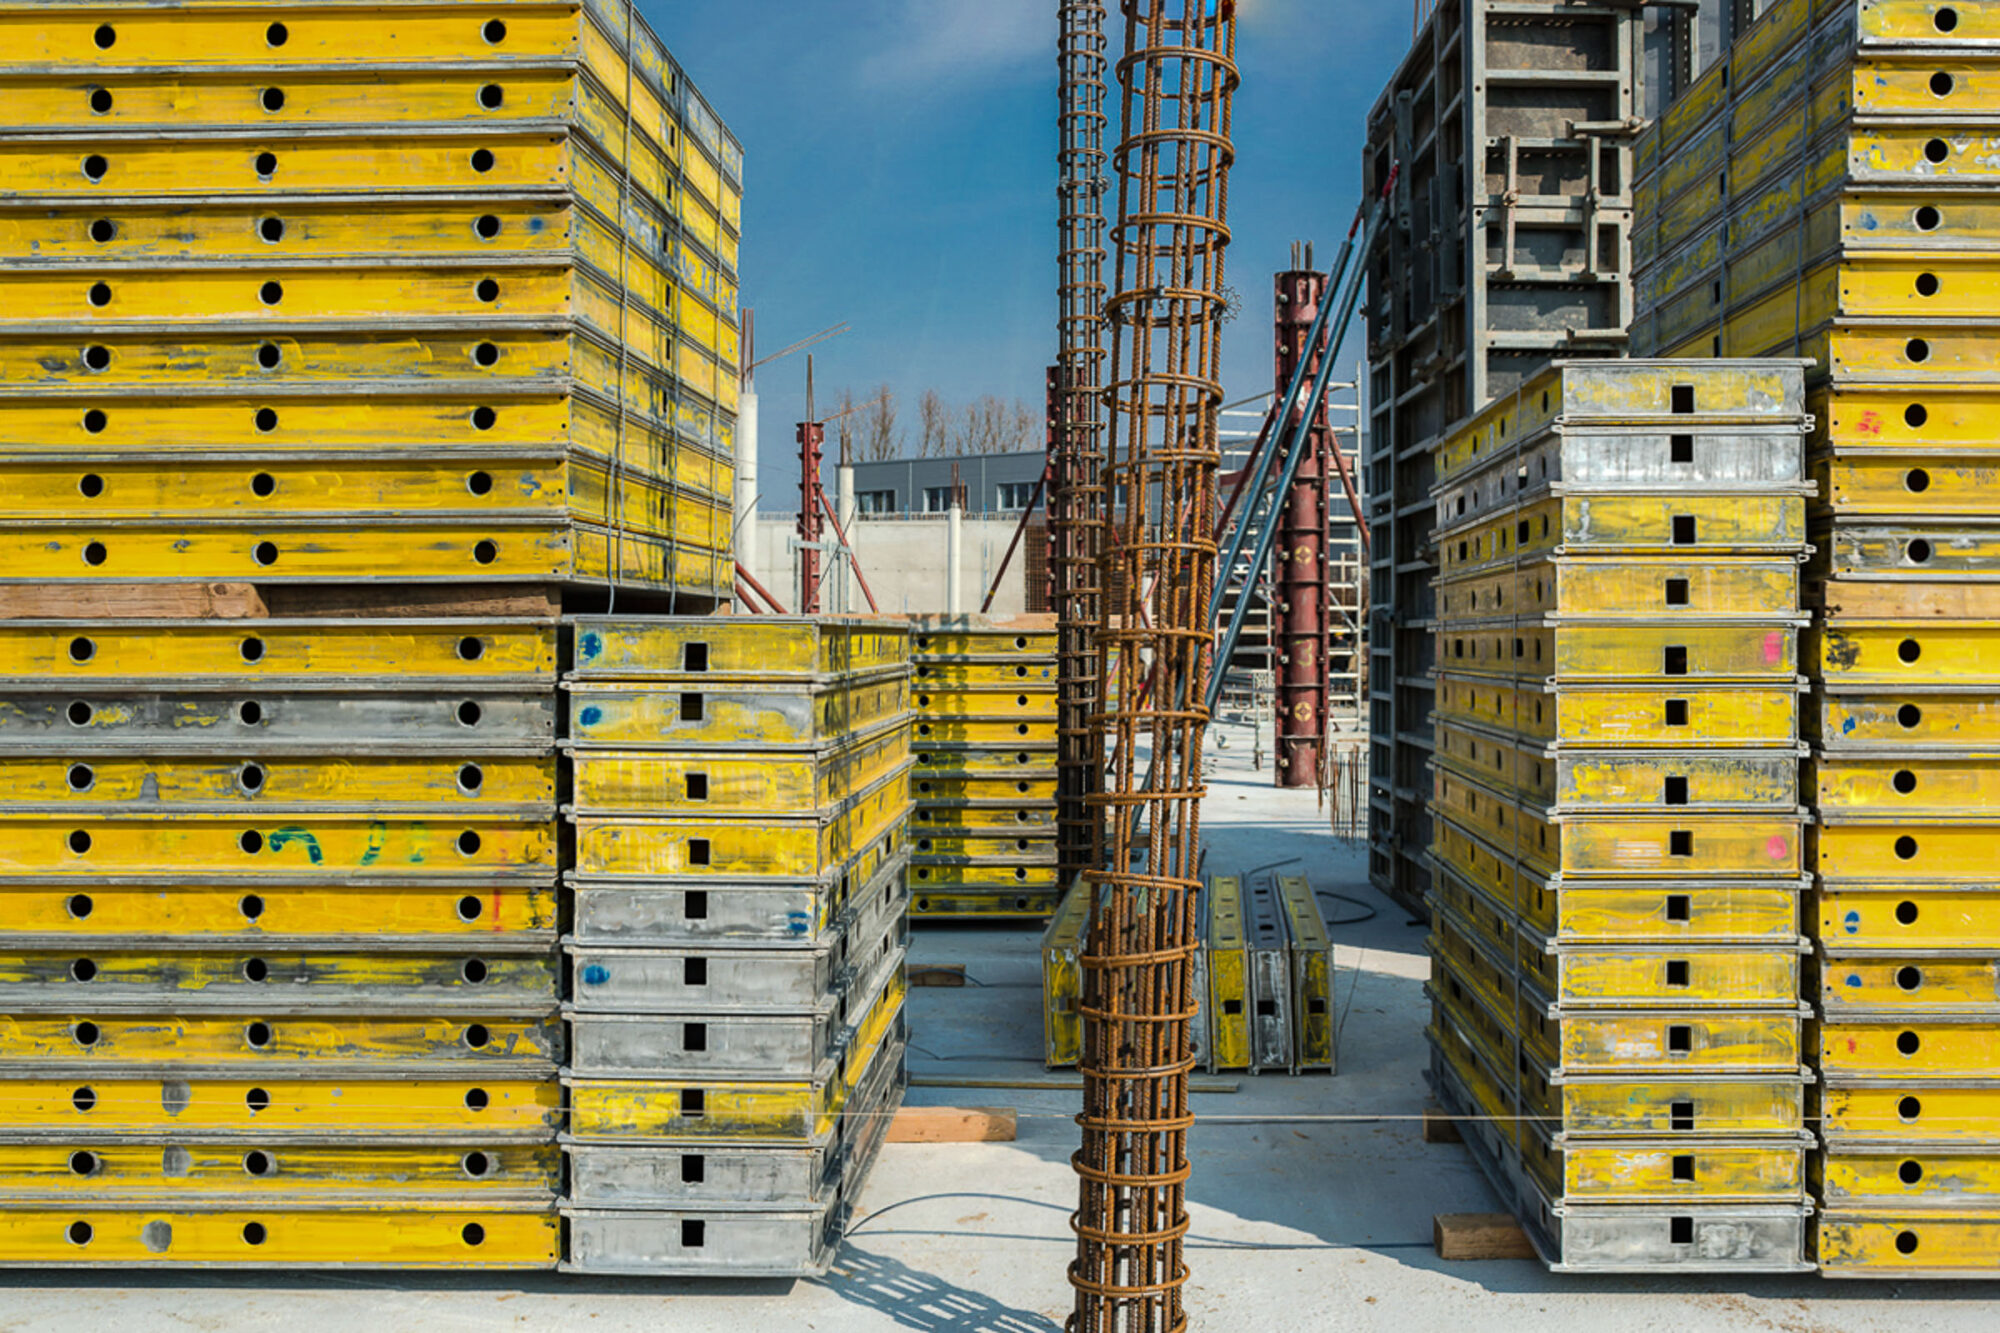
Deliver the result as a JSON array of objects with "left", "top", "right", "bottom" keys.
[
  {"left": 1040, "top": 873, "right": 1335, "bottom": 1074},
  {"left": 1425, "top": 359, "right": 1817, "bottom": 1271},
  {"left": 907, "top": 617, "right": 1060, "bottom": 921},
  {"left": 0, "top": 0, "right": 742, "bottom": 1269},
  {"left": 559, "top": 618, "right": 910, "bottom": 1276},
  {"left": 1631, "top": 0, "right": 2000, "bottom": 1279}
]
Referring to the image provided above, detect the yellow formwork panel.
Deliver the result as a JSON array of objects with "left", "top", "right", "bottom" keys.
[
  {"left": 0, "top": 1075, "right": 559, "bottom": 1137},
  {"left": 567, "top": 678, "right": 909, "bottom": 749},
  {"left": 1554, "top": 1141, "right": 1805, "bottom": 1203},
  {"left": 1816, "top": 621, "right": 2000, "bottom": 682},
  {"left": 910, "top": 862, "right": 1059, "bottom": 892},
  {"left": 1546, "top": 1010, "right": 1803, "bottom": 1076},
  {"left": 1548, "top": 1076, "right": 1807, "bottom": 1138},
  {"left": 1819, "top": 1021, "right": 2000, "bottom": 1077},
  {"left": 1430, "top": 816, "right": 1549, "bottom": 919},
  {"left": 0, "top": 331, "right": 576, "bottom": 391},
  {"left": 1820, "top": 1150, "right": 2000, "bottom": 1206},
  {"left": 0, "top": 525, "right": 575, "bottom": 583},
  {"left": 1433, "top": 676, "right": 1803, "bottom": 747},
  {"left": 1817, "top": 693, "right": 2000, "bottom": 745},
  {"left": 1206, "top": 874, "right": 1250, "bottom": 1072},
  {"left": 910, "top": 831, "right": 1053, "bottom": 862},
  {"left": 909, "top": 890, "right": 1059, "bottom": 918},
  {"left": 0, "top": 457, "right": 567, "bottom": 518},
  {"left": 913, "top": 718, "right": 1057, "bottom": 746},
  {"left": 570, "top": 739, "right": 910, "bottom": 817},
  {"left": 910, "top": 626, "right": 1057, "bottom": 658},
  {"left": 1817, "top": 887, "right": 2000, "bottom": 952},
  {"left": 912, "top": 690, "right": 1055, "bottom": 720},
  {"left": 1818, "top": 1212, "right": 2000, "bottom": 1276},
  {"left": 0, "top": 1142, "right": 559, "bottom": 1199},
  {"left": 1817, "top": 451, "right": 2000, "bottom": 517},
  {"left": 1277, "top": 875, "right": 1333, "bottom": 1071},
  {"left": 1039, "top": 880, "right": 1088, "bottom": 1067},
  {"left": 1435, "top": 558, "right": 1801, "bottom": 623},
  {"left": 1556, "top": 885, "right": 1803, "bottom": 946},
  {"left": 0, "top": 5, "right": 585, "bottom": 67},
  {"left": 1819, "top": 957, "right": 2000, "bottom": 1013},
  {"left": 1822, "top": 323, "right": 2000, "bottom": 381},
  {"left": 1440, "top": 494, "right": 1807, "bottom": 571},
  {"left": 1554, "top": 624, "right": 1800, "bottom": 681},
  {"left": 1858, "top": 0, "right": 2000, "bottom": 39},
  {"left": 1821, "top": 1084, "right": 2000, "bottom": 1142},
  {"left": 912, "top": 746, "right": 1056, "bottom": 776},
  {"left": 1537, "top": 950, "right": 1802, "bottom": 1010},
  {"left": 569, "top": 617, "right": 908, "bottom": 680},
  {"left": 911, "top": 803, "right": 1055, "bottom": 831},
  {"left": 1851, "top": 124, "right": 2000, "bottom": 181},
  {"left": 570, "top": 780, "right": 909, "bottom": 879},
  {"left": 0, "top": 1205, "right": 556, "bottom": 1268},
  {"left": 0, "top": 948, "right": 557, "bottom": 1001},
  {"left": 1813, "top": 756, "right": 2000, "bottom": 812},
  {"left": 1816, "top": 822, "right": 2000, "bottom": 881},
  {"left": 911, "top": 660, "right": 1055, "bottom": 687},
  {"left": 571, "top": 524, "right": 726, "bottom": 597},
  {"left": 1827, "top": 524, "right": 2000, "bottom": 578},
  {"left": 0, "top": 1014, "right": 559, "bottom": 1066},
  {"left": 0, "top": 884, "right": 558, "bottom": 942},
  {"left": 0, "top": 817, "right": 556, "bottom": 878},
  {"left": 0, "top": 621, "right": 554, "bottom": 680},
  {"left": 568, "top": 989, "right": 902, "bottom": 1144},
  {"left": 1560, "top": 751, "right": 1799, "bottom": 810},
  {"left": 0, "top": 756, "right": 552, "bottom": 810},
  {"left": 911, "top": 774, "right": 1058, "bottom": 805},
  {"left": 1433, "top": 723, "right": 1555, "bottom": 804}
]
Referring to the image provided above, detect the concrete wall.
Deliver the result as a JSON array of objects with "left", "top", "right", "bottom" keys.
[{"left": 747, "top": 515, "right": 1032, "bottom": 616}]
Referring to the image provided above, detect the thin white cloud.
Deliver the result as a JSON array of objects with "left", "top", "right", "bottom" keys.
[{"left": 857, "top": 2, "right": 1051, "bottom": 89}]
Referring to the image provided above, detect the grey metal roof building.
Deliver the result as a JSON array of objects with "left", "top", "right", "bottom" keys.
[{"left": 844, "top": 450, "right": 1048, "bottom": 518}]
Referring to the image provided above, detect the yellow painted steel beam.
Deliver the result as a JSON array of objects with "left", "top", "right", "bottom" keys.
[
  {"left": 0, "top": 1014, "right": 560, "bottom": 1066},
  {"left": 0, "top": 754, "right": 553, "bottom": 809},
  {"left": 1437, "top": 494, "right": 1808, "bottom": 568},
  {"left": 1817, "top": 451, "right": 2000, "bottom": 518},
  {"left": 0, "top": 1205, "right": 558, "bottom": 1267},
  {"left": 0, "top": 1142, "right": 559, "bottom": 1199},
  {"left": 0, "top": 816, "right": 558, "bottom": 878},
  {"left": 0, "top": 884, "right": 559, "bottom": 943},
  {"left": 0, "top": 621, "right": 555, "bottom": 681},
  {"left": 1436, "top": 623, "right": 1801, "bottom": 683}
]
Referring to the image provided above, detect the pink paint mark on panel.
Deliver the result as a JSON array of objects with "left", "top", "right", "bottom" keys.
[
  {"left": 1767, "top": 835, "right": 1791, "bottom": 862},
  {"left": 1764, "top": 631, "right": 1783, "bottom": 665}
]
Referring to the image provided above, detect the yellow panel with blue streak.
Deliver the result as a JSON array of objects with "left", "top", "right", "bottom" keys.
[
  {"left": 0, "top": 816, "right": 557, "bottom": 878},
  {"left": 1818, "top": 957, "right": 2000, "bottom": 1014},
  {"left": 1842, "top": 191, "right": 2000, "bottom": 248},
  {"left": 1861, "top": 0, "right": 2000, "bottom": 40},
  {"left": 0, "top": 1142, "right": 560, "bottom": 1199},
  {"left": 1816, "top": 692, "right": 2000, "bottom": 745},
  {"left": 0, "top": 1014, "right": 560, "bottom": 1067},
  {"left": 568, "top": 678, "right": 908, "bottom": 749},
  {"left": 1818, "top": 887, "right": 2000, "bottom": 952},
  {"left": 0, "top": 883, "right": 559, "bottom": 943},
  {"left": 569, "top": 617, "right": 908, "bottom": 680}
]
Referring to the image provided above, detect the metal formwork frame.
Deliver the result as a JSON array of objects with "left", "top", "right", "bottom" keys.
[{"left": 1363, "top": 0, "right": 1650, "bottom": 918}]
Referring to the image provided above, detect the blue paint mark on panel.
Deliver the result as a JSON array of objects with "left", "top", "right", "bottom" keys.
[
  {"left": 579, "top": 630, "right": 603, "bottom": 661},
  {"left": 269, "top": 827, "right": 324, "bottom": 865},
  {"left": 580, "top": 705, "right": 604, "bottom": 726},
  {"left": 1846, "top": 974, "right": 1863, "bottom": 987},
  {"left": 582, "top": 964, "right": 610, "bottom": 985},
  {"left": 1844, "top": 910, "right": 1861, "bottom": 934}
]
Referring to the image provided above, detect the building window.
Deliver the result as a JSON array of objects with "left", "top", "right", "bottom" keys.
[
  {"left": 922, "top": 486, "right": 956, "bottom": 514},
  {"left": 856, "top": 490, "right": 897, "bottom": 515},
  {"left": 997, "top": 481, "right": 1036, "bottom": 512}
]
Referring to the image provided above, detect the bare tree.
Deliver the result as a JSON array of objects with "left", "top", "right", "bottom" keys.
[
  {"left": 832, "top": 388, "right": 857, "bottom": 464},
  {"left": 959, "top": 395, "right": 1013, "bottom": 454},
  {"left": 1011, "top": 398, "right": 1041, "bottom": 452},
  {"left": 861, "top": 384, "right": 900, "bottom": 461},
  {"left": 920, "top": 389, "right": 949, "bottom": 457}
]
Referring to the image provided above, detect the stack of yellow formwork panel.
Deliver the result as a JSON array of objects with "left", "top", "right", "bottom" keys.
[
  {"left": 559, "top": 618, "right": 909, "bottom": 1276},
  {"left": 1425, "top": 359, "right": 1817, "bottom": 1271},
  {"left": 1631, "top": 0, "right": 2000, "bottom": 1280},
  {"left": 0, "top": 0, "right": 741, "bottom": 1270},
  {"left": 0, "top": 0, "right": 741, "bottom": 590},
  {"left": 907, "top": 616, "right": 1059, "bottom": 920}
]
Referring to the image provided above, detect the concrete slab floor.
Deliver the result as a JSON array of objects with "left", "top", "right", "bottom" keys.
[{"left": 4, "top": 719, "right": 1999, "bottom": 1330}]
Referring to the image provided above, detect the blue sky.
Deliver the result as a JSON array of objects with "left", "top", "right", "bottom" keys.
[{"left": 640, "top": 1, "right": 1416, "bottom": 503}]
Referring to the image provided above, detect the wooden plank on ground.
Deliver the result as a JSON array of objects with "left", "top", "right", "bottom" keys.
[
  {"left": 887, "top": 1106, "right": 1017, "bottom": 1144},
  {"left": 1433, "top": 1212, "right": 1536, "bottom": 1261}
]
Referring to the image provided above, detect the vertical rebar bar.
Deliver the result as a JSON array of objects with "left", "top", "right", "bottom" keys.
[
  {"left": 1069, "top": 3, "right": 1237, "bottom": 1329},
  {"left": 1056, "top": 0, "right": 1111, "bottom": 889}
]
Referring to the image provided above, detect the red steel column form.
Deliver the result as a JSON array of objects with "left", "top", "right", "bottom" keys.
[
  {"left": 797, "top": 420, "right": 825, "bottom": 613},
  {"left": 1272, "top": 269, "right": 1330, "bottom": 788}
]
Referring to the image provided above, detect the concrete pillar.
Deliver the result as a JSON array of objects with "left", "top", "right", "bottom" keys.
[
  {"left": 836, "top": 461, "right": 856, "bottom": 614},
  {"left": 946, "top": 499, "right": 964, "bottom": 614},
  {"left": 734, "top": 387, "right": 759, "bottom": 584}
]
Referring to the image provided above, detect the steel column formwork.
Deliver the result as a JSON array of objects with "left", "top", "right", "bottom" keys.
[
  {"left": 1068, "top": 2, "right": 1237, "bottom": 1329},
  {"left": 1056, "top": 0, "right": 1112, "bottom": 888},
  {"left": 1272, "top": 270, "right": 1331, "bottom": 789}
]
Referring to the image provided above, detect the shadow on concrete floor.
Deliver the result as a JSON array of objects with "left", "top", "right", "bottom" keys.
[{"left": 815, "top": 1244, "right": 1058, "bottom": 1332}]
